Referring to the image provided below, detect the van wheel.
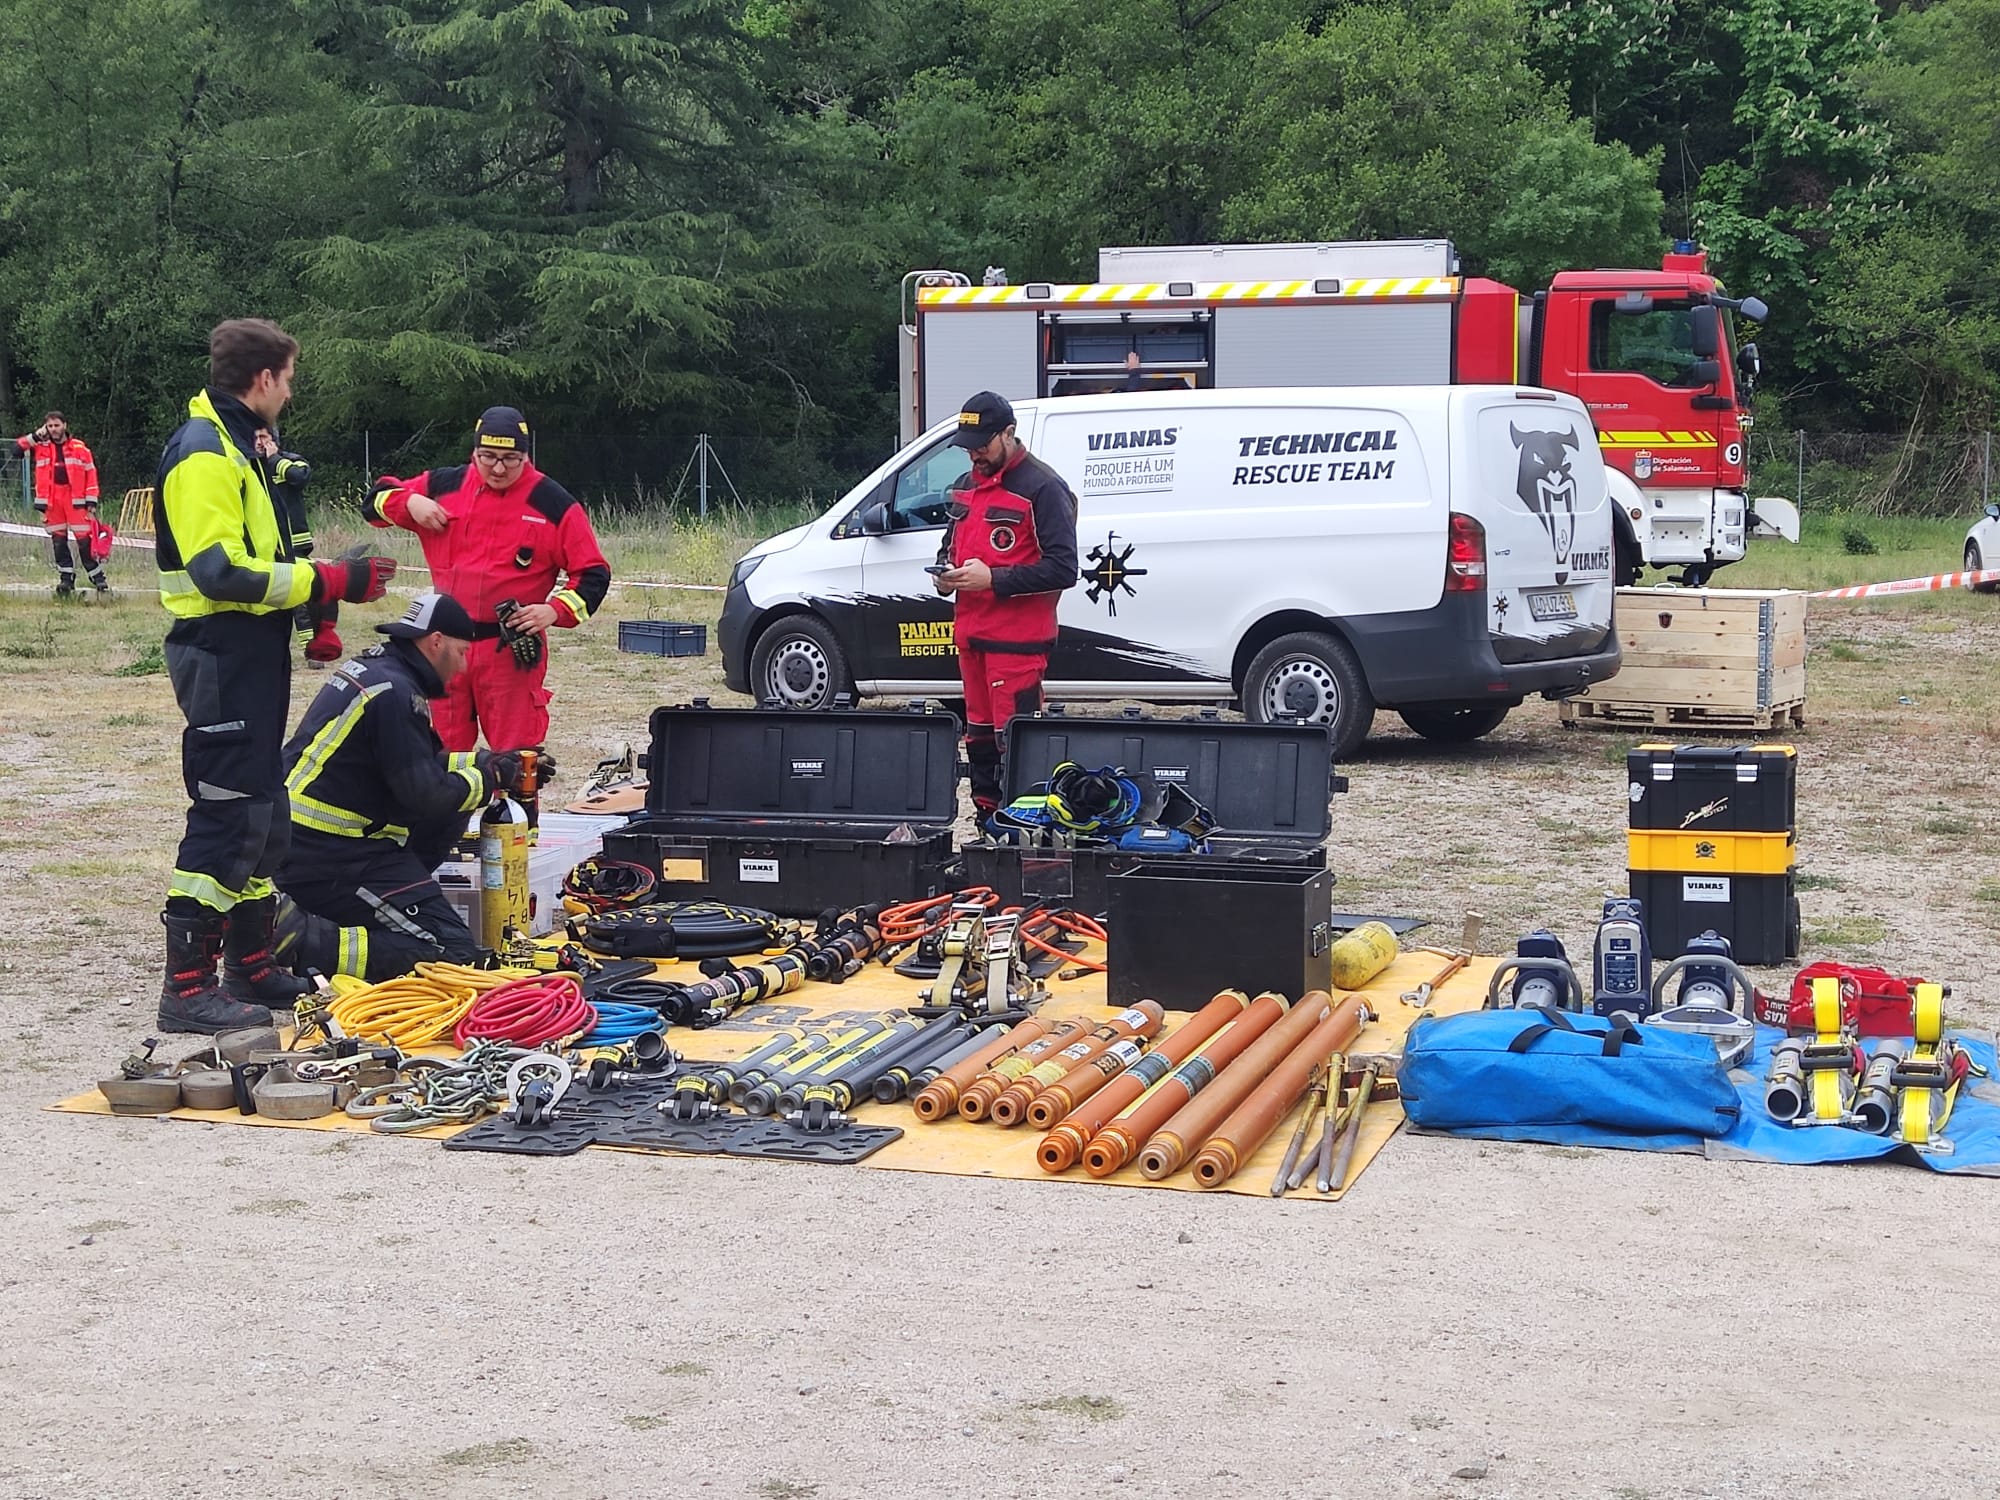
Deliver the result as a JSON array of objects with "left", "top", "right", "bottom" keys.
[
  {"left": 1243, "top": 632, "right": 1374, "bottom": 759},
  {"left": 749, "top": 615, "right": 851, "bottom": 710},
  {"left": 1397, "top": 705, "right": 1510, "bottom": 743},
  {"left": 1968, "top": 540, "right": 1999, "bottom": 593}
]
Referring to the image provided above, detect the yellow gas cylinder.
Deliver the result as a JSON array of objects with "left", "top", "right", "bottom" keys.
[
  {"left": 1328, "top": 920, "right": 1400, "bottom": 990},
  {"left": 478, "top": 792, "right": 532, "bottom": 950}
]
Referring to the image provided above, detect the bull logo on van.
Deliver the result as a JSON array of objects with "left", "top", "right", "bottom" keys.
[{"left": 1510, "top": 424, "right": 1580, "bottom": 574}]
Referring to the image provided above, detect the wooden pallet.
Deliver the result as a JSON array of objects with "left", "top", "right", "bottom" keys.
[{"left": 1559, "top": 697, "right": 1806, "bottom": 732}]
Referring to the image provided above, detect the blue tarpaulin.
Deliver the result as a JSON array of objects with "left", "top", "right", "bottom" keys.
[{"left": 1417, "top": 1027, "right": 2000, "bottom": 1176}]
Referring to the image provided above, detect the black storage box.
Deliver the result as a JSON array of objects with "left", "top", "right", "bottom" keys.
[
  {"left": 961, "top": 707, "right": 1344, "bottom": 917},
  {"left": 602, "top": 701, "right": 960, "bottom": 916},
  {"left": 1629, "top": 868, "right": 1799, "bottom": 967},
  {"left": 617, "top": 620, "right": 708, "bottom": 657},
  {"left": 1108, "top": 863, "right": 1335, "bottom": 1010},
  {"left": 1627, "top": 743, "right": 1799, "bottom": 965},
  {"left": 1627, "top": 743, "right": 1796, "bottom": 834}
]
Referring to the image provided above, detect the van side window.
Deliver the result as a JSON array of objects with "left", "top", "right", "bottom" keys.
[
  {"left": 890, "top": 437, "right": 974, "bottom": 530},
  {"left": 1588, "top": 301, "right": 1703, "bottom": 388}
]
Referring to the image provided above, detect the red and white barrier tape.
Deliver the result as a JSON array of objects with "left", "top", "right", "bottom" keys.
[
  {"left": 0, "top": 519, "right": 723, "bottom": 590},
  {"left": 1809, "top": 569, "right": 2000, "bottom": 599}
]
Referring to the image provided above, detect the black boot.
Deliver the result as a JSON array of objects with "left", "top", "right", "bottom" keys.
[
  {"left": 222, "top": 895, "right": 312, "bottom": 1004},
  {"left": 965, "top": 727, "right": 1004, "bottom": 824},
  {"left": 159, "top": 904, "right": 273, "bottom": 1034}
]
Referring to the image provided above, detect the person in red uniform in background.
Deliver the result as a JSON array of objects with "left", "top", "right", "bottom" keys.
[
  {"left": 366, "top": 406, "right": 610, "bottom": 818},
  {"left": 933, "top": 391, "right": 1079, "bottom": 822},
  {"left": 16, "top": 410, "right": 107, "bottom": 595}
]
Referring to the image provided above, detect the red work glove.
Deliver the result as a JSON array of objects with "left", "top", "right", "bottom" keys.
[
  {"left": 304, "top": 618, "right": 343, "bottom": 663},
  {"left": 312, "top": 556, "right": 397, "bottom": 604}
]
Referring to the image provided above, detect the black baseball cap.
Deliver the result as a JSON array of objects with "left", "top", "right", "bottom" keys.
[
  {"left": 950, "top": 391, "right": 1015, "bottom": 448},
  {"left": 473, "top": 405, "right": 531, "bottom": 453},
  {"left": 377, "top": 591, "right": 478, "bottom": 641}
]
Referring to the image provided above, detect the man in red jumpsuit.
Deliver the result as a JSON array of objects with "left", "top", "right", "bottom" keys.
[
  {"left": 16, "top": 410, "right": 107, "bottom": 595},
  {"left": 367, "top": 406, "right": 610, "bottom": 803},
  {"left": 933, "top": 391, "right": 1079, "bottom": 821}
]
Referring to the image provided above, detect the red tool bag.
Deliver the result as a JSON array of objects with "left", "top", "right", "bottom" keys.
[
  {"left": 1758, "top": 962, "right": 1929, "bottom": 1037},
  {"left": 87, "top": 514, "right": 115, "bottom": 565}
]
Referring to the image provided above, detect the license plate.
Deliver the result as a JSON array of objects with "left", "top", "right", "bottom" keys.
[{"left": 1527, "top": 589, "right": 1577, "bottom": 622}]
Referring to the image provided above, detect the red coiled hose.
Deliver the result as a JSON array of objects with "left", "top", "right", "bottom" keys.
[{"left": 453, "top": 973, "right": 596, "bottom": 1048}]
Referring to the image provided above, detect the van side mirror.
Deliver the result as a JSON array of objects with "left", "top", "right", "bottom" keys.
[
  {"left": 1987, "top": 503, "right": 2000, "bottom": 521},
  {"left": 857, "top": 501, "right": 891, "bottom": 536},
  {"left": 1689, "top": 304, "right": 1720, "bottom": 359}
]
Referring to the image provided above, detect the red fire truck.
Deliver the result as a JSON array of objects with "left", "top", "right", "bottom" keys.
[{"left": 899, "top": 239, "right": 1797, "bottom": 583}]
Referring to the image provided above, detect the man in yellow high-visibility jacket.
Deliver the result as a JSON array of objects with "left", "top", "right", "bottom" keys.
[{"left": 154, "top": 318, "right": 398, "bottom": 1034}]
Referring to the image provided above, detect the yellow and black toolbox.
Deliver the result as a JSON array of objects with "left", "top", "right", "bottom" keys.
[{"left": 1626, "top": 744, "right": 1799, "bottom": 965}]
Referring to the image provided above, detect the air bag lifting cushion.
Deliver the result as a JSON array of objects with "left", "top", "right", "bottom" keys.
[{"left": 1400, "top": 1007, "right": 1741, "bottom": 1138}]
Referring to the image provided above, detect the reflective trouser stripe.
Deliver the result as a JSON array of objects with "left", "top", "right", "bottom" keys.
[{"left": 169, "top": 868, "right": 240, "bottom": 912}]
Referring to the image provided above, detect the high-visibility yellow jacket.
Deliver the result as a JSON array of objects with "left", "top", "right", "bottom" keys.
[{"left": 155, "top": 388, "right": 315, "bottom": 618}]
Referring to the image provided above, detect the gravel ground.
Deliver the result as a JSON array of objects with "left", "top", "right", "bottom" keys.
[{"left": 2, "top": 573, "right": 1997, "bottom": 1499}]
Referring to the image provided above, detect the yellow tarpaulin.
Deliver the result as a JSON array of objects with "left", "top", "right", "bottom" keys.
[{"left": 52, "top": 951, "right": 1500, "bottom": 1201}]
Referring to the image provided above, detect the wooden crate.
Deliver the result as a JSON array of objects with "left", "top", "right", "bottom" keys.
[{"left": 1559, "top": 587, "right": 1805, "bottom": 732}]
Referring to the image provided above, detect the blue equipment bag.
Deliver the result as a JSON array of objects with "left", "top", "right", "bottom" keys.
[{"left": 1400, "top": 1006, "right": 1741, "bottom": 1138}]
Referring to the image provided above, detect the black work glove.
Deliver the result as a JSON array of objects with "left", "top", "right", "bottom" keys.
[
  {"left": 531, "top": 749, "right": 558, "bottom": 790},
  {"left": 479, "top": 750, "right": 528, "bottom": 797},
  {"left": 311, "top": 556, "right": 397, "bottom": 604},
  {"left": 493, "top": 599, "right": 545, "bottom": 671}
]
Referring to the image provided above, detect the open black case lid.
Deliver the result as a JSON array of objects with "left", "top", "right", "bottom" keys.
[
  {"left": 643, "top": 700, "right": 962, "bottom": 828},
  {"left": 1004, "top": 706, "right": 1343, "bottom": 843}
]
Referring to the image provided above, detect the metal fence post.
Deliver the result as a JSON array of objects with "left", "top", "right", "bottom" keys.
[
  {"left": 698, "top": 434, "right": 709, "bottom": 519},
  {"left": 1984, "top": 430, "right": 1991, "bottom": 509},
  {"left": 1796, "top": 430, "right": 1805, "bottom": 512}
]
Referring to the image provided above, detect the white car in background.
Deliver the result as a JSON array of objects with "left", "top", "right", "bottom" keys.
[{"left": 1967, "top": 503, "right": 2000, "bottom": 592}]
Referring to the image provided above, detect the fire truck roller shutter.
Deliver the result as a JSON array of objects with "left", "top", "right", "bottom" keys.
[
  {"left": 1214, "top": 303, "right": 1453, "bottom": 387},
  {"left": 921, "top": 308, "right": 1040, "bottom": 431}
]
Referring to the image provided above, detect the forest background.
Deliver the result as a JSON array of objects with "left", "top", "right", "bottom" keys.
[{"left": 2, "top": 0, "right": 1995, "bottom": 514}]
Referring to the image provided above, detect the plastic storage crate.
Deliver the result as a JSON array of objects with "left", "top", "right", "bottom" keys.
[{"left": 618, "top": 620, "right": 708, "bottom": 657}]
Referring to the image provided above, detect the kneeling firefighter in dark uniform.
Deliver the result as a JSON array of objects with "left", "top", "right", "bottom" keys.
[
  {"left": 932, "top": 391, "right": 1079, "bottom": 821},
  {"left": 275, "top": 592, "right": 544, "bottom": 981}
]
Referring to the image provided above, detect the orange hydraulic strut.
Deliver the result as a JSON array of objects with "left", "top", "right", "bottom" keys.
[
  {"left": 1139, "top": 992, "right": 1367, "bottom": 1181},
  {"left": 1037, "top": 991, "right": 1250, "bottom": 1171},
  {"left": 1082, "top": 992, "right": 1290, "bottom": 1178},
  {"left": 1191, "top": 1006, "right": 1368, "bottom": 1189},
  {"left": 957, "top": 1017, "right": 1095, "bottom": 1121},
  {"left": 910, "top": 1014, "right": 1053, "bottom": 1121},
  {"left": 987, "top": 1001, "right": 1166, "bottom": 1126}
]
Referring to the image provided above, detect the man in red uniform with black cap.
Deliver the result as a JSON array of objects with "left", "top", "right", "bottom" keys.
[
  {"left": 366, "top": 406, "right": 610, "bottom": 819},
  {"left": 933, "top": 391, "right": 1079, "bottom": 822}
]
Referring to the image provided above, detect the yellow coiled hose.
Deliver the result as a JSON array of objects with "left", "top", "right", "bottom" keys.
[{"left": 327, "top": 963, "right": 534, "bottom": 1050}]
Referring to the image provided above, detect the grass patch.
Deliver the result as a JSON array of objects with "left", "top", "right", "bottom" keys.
[
  {"left": 1726, "top": 514, "right": 1982, "bottom": 594},
  {"left": 660, "top": 1360, "right": 710, "bottom": 1377},
  {"left": 232, "top": 1197, "right": 308, "bottom": 1217},
  {"left": 104, "top": 711, "right": 153, "bottom": 726},
  {"left": 112, "top": 641, "right": 165, "bottom": 676},
  {"left": 1, "top": 616, "right": 59, "bottom": 659},
  {"left": 1922, "top": 814, "right": 1968, "bottom": 836},
  {"left": 1823, "top": 641, "right": 1866, "bottom": 662},
  {"left": 1973, "top": 880, "right": 2000, "bottom": 906},
  {"left": 1794, "top": 873, "right": 1844, "bottom": 891},
  {"left": 1023, "top": 1394, "right": 1127, "bottom": 1422},
  {"left": 758, "top": 1481, "right": 819, "bottom": 1500},
  {"left": 622, "top": 1414, "right": 671, "bottom": 1431},
  {"left": 1804, "top": 915, "right": 1888, "bottom": 948},
  {"left": 440, "top": 1438, "right": 534, "bottom": 1468}
]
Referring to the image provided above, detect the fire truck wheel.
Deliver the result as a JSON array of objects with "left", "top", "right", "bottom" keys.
[
  {"left": 1243, "top": 631, "right": 1374, "bottom": 759},
  {"left": 1397, "top": 705, "right": 1510, "bottom": 743},
  {"left": 750, "top": 614, "right": 851, "bottom": 710}
]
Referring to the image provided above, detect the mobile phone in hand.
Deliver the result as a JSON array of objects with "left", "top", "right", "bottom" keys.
[{"left": 924, "top": 564, "right": 951, "bottom": 575}]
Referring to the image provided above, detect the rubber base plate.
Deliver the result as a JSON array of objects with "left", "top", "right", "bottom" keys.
[{"left": 441, "top": 1073, "right": 902, "bottom": 1164}]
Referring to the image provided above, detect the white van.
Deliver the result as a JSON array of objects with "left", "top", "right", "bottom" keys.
[{"left": 719, "top": 386, "right": 1619, "bottom": 756}]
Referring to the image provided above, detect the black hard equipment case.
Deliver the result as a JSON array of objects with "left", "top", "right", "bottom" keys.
[{"left": 602, "top": 700, "right": 961, "bottom": 917}]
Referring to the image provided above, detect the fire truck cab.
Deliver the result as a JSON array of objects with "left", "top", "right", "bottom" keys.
[{"left": 900, "top": 240, "right": 1797, "bottom": 584}]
